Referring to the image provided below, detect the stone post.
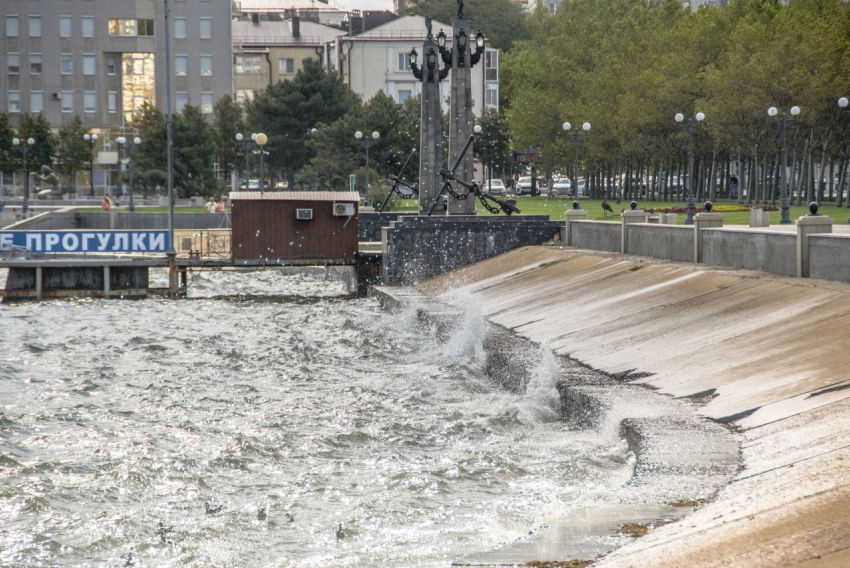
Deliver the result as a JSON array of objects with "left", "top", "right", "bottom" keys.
[
  {"left": 417, "top": 38, "right": 445, "bottom": 215},
  {"left": 621, "top": 202, "right": 648, "bottom": 254},
  {"left": 694, "top": 203, "right": 723, "bottom": 263},
  {"left": 797, "top": 203, "right": 833, "bottom": 278},
  {"left": 447, "top": 19, "right": 475, "bottom": 215},
  {"left": 563, "top": 201, "right": 588, "bottom": 246}
]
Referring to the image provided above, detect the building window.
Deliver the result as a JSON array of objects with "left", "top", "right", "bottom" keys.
[
  {"left": 199, "top": 18, "right": 212, "bottom": 39},
  {"left": 174, "top": 18, "right": 187, "bottom": 39},
  {"left": 61, "top": 91, "right": 74, "bottom": 113},
  {"left": 176, "top": 92, "right": 189, "bottom": 113},
  {"left": 30, "top": 53, "right": 42, "bottom": 74},
  {"left": 60, "top": 16, "right": 73, "bottom": 38},
  {"left": 549, "top": 2, "right": 557, "bottom": 14},
  {"left": 397, "top": 52, "right": 411, "bottom": 73},
  {"left": 29, "top": 16, "right": 41, "bottom": 38},
  {"left": 235, "top": 89, "right": 255, "bottom": 105},
  {"left": 485, "top": 84, "right": 499, "bottom": 109},
  {"left": 175, "top": 54, "right": 187, "bottom": 76},
  {"left": 279, "top": 58, "right": 294, "bottom": 75},
  {"left": 201, "top": 92, "right": 213, "bottom": 114},
  {"left": 83, "top": 54, "right": 96, "bottom": 76},
  {"left": 398, "top": 89, "right": 412, "bottom": 104},
  {"left": 82, "top": 16, "right": 95, "bottom": 38},
  {"left": 109, "top": 19, "right": 154, "bottom": 37},
  {"left": 31, "top": 91, "right": 44, "bottom": 114},
  {"left": 485, "top": 49, "right": 498, "bottom": 82},
  {"left": 108, "top": 91, "right": 118, "bottom": 113},
  {"left": 200, "top": 55, "right": 213, "bottom": 76},
  {"left": 235, "top": 55, "right": 263, "bottom": 75},
  {"left": 107, "top": 54, "right": 117, "bottom": 75},
  {"left": 61, "top": 54, "right": 74, "bottom": 75},
  {"left": 84, "top": 92, "right": 97, "bottom": 113},
  {"left": 8, "top": 92, "right": 21, "bottom": 113},
  {"left": 7, "top": 53, "right": 20, "bottom": 75},
  {"left": 6, "top": 15, "right": 19, "bottom": 38}
]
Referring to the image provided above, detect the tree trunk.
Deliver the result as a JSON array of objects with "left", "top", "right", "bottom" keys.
[
  {"left": 708, "top": 152, "right": 717, "bottom": 202},
  {"left": 828, "top": 159, "right": 835, "bottom": 202},
  {"left": 737, "top": 149, "right": 743, "bottom": 204}
]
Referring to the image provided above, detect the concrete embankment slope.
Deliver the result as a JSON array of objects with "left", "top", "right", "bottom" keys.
[{"left": 413, "top": 246, "right": 850, "bottom": 567}]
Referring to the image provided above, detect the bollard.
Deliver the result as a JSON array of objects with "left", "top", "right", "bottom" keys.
[
  {"left": 797, "top": 202, "right": 832, "bottom": 277},
  {"left": 693, "top": 201, "right": 723, "bottom": 263}
]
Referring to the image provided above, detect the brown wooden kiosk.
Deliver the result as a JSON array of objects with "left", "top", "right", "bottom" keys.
[{"left": 230, "top": 191, "right": 360, "bottom": 263}]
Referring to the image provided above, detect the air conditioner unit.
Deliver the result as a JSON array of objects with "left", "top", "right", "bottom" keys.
[
  {"left": 296, "top": 208, "right": 313, "bottom": 220},
  {"left": 332, "top": 202, "right": 355, "bottom": 217},
  {"left": 52, "top": 93, "right": 60, "bottom": 100}
]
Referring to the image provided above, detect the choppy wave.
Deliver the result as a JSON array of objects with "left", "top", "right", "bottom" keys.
[{"left": 0, "top": 269, "right": 630, "bottom": 566}]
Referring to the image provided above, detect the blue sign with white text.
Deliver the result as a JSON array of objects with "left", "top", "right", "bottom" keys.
[{"left": 0, "top": 231, "right": 169, "bottom": 254}]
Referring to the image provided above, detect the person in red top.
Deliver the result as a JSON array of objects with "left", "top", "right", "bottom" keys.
[
  {"left": 101, "top": 196, "right": 112, "bottom": 211},
  {"left": 215, "top": 198, "right": 226, "bottom": 213}
]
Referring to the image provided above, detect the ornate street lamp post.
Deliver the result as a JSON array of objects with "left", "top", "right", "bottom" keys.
[
  {"left": 254, "top": 133, "right": 268, "bottom": 192},
  {"left": 674, "top": 111, "right": 705, "bottom": 225},
  {"left": 838, "top": 98, "right": 850, "bottom": 223},
  {"left": 12, "top": 137, "right": 35, "bottom": 218},
  {"left": 767, "top": 105, "right": 800, "bottom": 225},
  {"left": 83, "top": 132, "right": 98, "bottom": 196},
  {"left": 563, "top": 121, "right": 591, "bottom": 200},
  {"left": 355, "top": 130, "right": 380, "bottom": 206},
  {"left": 235, "top": 132, "right": 257, "bottom": 187},
  {"left": 116, "top": 136, "right": 141, "bottom": 212}
]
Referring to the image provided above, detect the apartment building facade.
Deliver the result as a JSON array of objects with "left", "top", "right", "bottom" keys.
[{"left": 0, "top": 0, "right": 233, "bottom": 132}]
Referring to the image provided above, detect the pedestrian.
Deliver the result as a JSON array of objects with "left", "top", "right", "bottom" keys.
[
  {"left": 215, "top": 198, "right": 226, "bottom": 213},
  {"left": 204, "top": 197, "right": 216, "bottom": 213},
  {"left": 101, "top": 195, "right": 112, "bottom": 211},
  {"left": 729, "top": 175, "right": 739, "bottom": 199},
  {"left": 547, "top": 177, "right": 554, "bottom": 199}
]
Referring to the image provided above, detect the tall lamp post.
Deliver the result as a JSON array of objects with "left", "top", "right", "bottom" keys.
[
  {"left": 254, "top": 133, "right": 268, "bottom": 192},
  {"left": 83, "top": 132, "right": 98, "bottom": 196},
  {"left": 767, "top": 105, "right": 800, "bottom": 225},
  {"left": 674, "top": 111, "right": 705, "bottom": 225},
  {"left": 355, "top": 130, "right": 380, "bottom": 206},
  {"left": 12, "top": 137, "right": 35, "bottom": 218},
  {"left": 235, "top": 132, "right": 256, "bottom": 188},
  {"left": 562, "top": 121, "right": 591, "bottom": 200},
  {"left": 116, "top": 136, "right": 141, "bottom": 212},
  {"left": 837, "top": 97, "right": 850, "bottom": 223}
]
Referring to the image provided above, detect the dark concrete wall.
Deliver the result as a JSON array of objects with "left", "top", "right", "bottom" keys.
[
  {"left": 358, "top": 212, "right": 417, "bottom": 242},
  {"left": 5, "top": 267, "right": 148, "bottom": 291},
  {"left": 381, "top": 215, "right": 563, "bottom": 285}
]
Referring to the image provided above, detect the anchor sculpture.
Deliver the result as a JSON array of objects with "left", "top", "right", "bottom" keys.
[
  {"left": 427, "top": 130, "right": 520, "bottom": 217},
  {"left": 377, "top": 148, "right": 419, "bottom": 213}
]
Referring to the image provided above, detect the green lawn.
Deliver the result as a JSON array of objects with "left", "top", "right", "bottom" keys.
[{"left": 390, "top": 196, "right": 850, "bottom": 225}]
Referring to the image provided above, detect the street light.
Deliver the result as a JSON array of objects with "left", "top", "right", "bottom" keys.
[
  {"left": 255, "top": 133, "right": 268, "bottom": 192},
  {"left": 12, "top": 137, "right": 35, "bottom": 218},
  {"left": 675, "top": 111, "right": 705, "bottom": 225},
  {"left": 83, "top": 132, "right": 98, "bottom": 196},
  {"left": 235, "top": 132, "right": 256, "bottom": 187},
  {"left": 766, "top": 105, "right": 800, "bottom": 225},
  {"left": 116, "top": 136, "right": 141, "bottom": 212},
  {"left": 355, "top": 130, "right": 380, "bottom": 206},
  {"left": 563, "top": 121, "right": 591, "bottom": 200}
]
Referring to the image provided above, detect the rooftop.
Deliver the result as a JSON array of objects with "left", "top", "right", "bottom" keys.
[
  {"left": 233, "top": 19, "right": 344, "bottom": 45},
  {"left": 231, "top": 191, "right": 361, "bottom": 202},
  {"left": 353, "top": 15, "right": 452, "bottom": 40}
]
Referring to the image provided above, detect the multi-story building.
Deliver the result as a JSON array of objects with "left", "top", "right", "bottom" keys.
[
  {"left": 330, "top": 15, "right": 499, "bottom": 113},
  {"left": 232, "top": 15, "right": 345, "bottom": 105},
  {"left": 0, "top": 1, "right": 232, "bottom": 131}
]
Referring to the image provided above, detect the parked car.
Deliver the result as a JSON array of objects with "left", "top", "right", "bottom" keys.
[
  {"left": 483, "top": 179, "right": 507, "bottom": 195},
  {"left": 515, "top": 176, "right": 535, "bottom": 195},
  {"left": 552, "top": 178, "right": 572, "bottom": 194}
]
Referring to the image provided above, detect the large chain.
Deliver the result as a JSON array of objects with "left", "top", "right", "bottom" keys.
[{"left": 443, "top": 181, "right": 471, "bottom": 200}]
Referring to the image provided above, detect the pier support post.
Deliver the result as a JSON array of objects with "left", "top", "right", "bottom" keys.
[
  {"left": 35, "top": 267, "right": 43, "bottom": 300},
  {"left": 621, "top": 203, "right": 648, "bottom": 254},
  {"left": 797, "top": 205, "right": 832, "bottom": 278},
  {"left": 563, "top": 203, "right": 588, "bottom": 246},
  {"left": 694, "top": 210, "right": 723, "bottom": 263},
  {"left": 103, "top": 266, "right": 111, "bottom": 296}
]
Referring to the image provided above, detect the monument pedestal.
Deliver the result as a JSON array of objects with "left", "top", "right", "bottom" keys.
[
  {"left": 797, "top": 215, "right": 832, "bottom": 277},
  {"left": 694, "top": 212, "right": 723, "bottom": 263}
]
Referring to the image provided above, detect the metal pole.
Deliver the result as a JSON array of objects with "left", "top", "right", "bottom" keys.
[
  {"left": 574, "top": 131, "right": 580, "bottom": 200},
  {"left": 244, "top": 142, "right": 250, "bottom": 183},
  {"left": 128, "top": 145, "right": 135, "bottom": 212},
  {"left": 365, "top": 143, "right": 370, "bottom": 206},
  {"left": 22, "top": 147, "right": 29, "bottom": 218},
  {"left": 259, "top": 150, "right": 265, "bottom": 192},
  {"left": 779, "top": 113, "right": 791, "bottom": 224},
  {"left": 164, "top": 0, "right": 177, "bottom": 299},
  {"left": 685, "top": 122, "right": 696, "bottom": 225},
  {"left": 89, "top": 142, "right": 95, "bottom": 197}
]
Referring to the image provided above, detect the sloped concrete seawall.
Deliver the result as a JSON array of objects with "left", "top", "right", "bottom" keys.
[{"left": 380, "top": 246, "right": 850, "bottom": 566}]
